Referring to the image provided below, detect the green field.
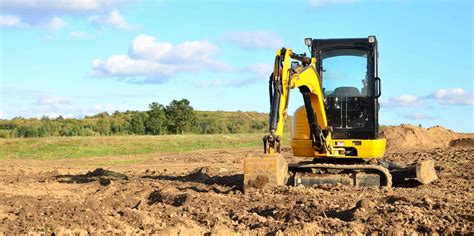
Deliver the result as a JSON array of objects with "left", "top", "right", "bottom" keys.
[{"left": 0, "top": 133, "right": 289, "bottom": 160}]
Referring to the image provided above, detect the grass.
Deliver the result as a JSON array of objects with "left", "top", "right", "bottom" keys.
[{"left": 0, "top": 133, "right": 274, "bottom": 160}]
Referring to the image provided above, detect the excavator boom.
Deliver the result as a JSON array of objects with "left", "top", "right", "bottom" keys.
[{"left": 265, "top": 48, "right": 331, "bottom": 155}]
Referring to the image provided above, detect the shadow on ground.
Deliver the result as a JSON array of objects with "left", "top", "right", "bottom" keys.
[
  {"left": 143, "top": 167, "right": 243, "bottom": 193},
  {"left": 55, "top": 168, "right": 128, "bottom": 186}
]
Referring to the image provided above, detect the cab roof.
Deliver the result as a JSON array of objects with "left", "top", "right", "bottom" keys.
[{"left": 312, "top": 37, "right": 376, "bottom": 51}]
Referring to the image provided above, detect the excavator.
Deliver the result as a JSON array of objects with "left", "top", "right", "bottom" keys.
[{"left": 243, "top": 36, "right": 437, "bottom": 189}]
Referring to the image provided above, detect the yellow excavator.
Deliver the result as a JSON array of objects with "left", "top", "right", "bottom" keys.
[{"left": 244, "top": 36, "right": 437, "bottom": 189}]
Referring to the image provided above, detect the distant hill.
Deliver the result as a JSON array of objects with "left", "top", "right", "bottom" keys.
[
  {"left": 0, "top": 110, "right": 283, "bottom": 138},
  {"left": 195, "top": 110, "right": 268, "bottom": 134}
]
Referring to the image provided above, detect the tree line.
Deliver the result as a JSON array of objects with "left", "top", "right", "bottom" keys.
[{"left": 0, "top": 99, "right": 270, "bottom": 138}]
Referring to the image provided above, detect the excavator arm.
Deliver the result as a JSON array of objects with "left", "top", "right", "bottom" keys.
[{"left": 264, "top": 48, "right": 333, "bottom": 155}]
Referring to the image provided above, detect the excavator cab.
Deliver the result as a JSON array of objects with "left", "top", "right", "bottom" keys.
[
  {"left": 290, "top": 36, "right": 385, "bottom": 158},
  {"left": 311, "top": 36, "right": 381, "bottom": 140}
]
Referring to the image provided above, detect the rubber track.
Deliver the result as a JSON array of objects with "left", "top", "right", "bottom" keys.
[{"left": 289, "top": 163, "right": 392, "bottom": 187}]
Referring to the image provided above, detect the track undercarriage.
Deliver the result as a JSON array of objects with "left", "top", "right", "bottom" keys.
[
  {"left": 243, "top": 154, "right": 437, "bottom": 190},
  {"left": 290, "top": 163, "right": 392, "bottom": 188}
]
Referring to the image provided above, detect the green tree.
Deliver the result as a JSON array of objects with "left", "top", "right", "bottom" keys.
[
  {"left": 227, "top": 118, "right": 245, "bottom": 133},
  {"left": 146, "top": 102, "right": 167, "bottom": 135},
  {"left": 165, "top": 99, "right": 196, "bottom": 134},
  {"left": 59, "top": 120, "right": 85, "bottom": 136},
  {"left": 251, "top": 120, "right": 267, "bottom": 132},
  {"left": 130, "top": 112, "right": 147, "bottom": 135},
  {"left": 14, "top": 125, "right": 39, "bottom": 137},
  {"left": 111, "top": 119, "right": 124, "bottom": 134},
  {"left": 95, "top": 117, "right": 111, "bottom": 135},
  {"left": 196, "top": 117, "right": 227, "bottom": 134},
  {"left": 110, "top": 112, "right": 129, "bottom": 134},
  {"left": 61, "top": 124, "right": 87, "bottom": 136},
  {"left": 38, "top": 116, "right": 54, "bottom": 137}
]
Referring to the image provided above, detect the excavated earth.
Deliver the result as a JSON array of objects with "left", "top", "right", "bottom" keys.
[{"left": 0, "top": 125, "right": 473, "bottom": 234}]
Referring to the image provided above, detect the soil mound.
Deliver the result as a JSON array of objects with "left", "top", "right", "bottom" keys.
[
  {"left": 380, "top": 124, "right": 459, "bottom": 150},
  {"left": 449, "top": 138, "right": 474, "bottom": 148}
]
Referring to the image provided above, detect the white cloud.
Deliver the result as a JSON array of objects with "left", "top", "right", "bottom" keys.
[
  {"left": 1, "top": 15, "right": 66, "bottom": 29},
  {"left": 308, "top": 0, "right": 355, "bottom": 8},
  {"left": 38, "top": 113, "right": 77, "bottom": 119},
  {"left": 383, "top": 88, "right": 473, "bottom": 108},
  {"left": 22, "top": 103, "right": 116, "bottom": 119},
  {"left": 91, "top": 54, "right": 175, "bottom": 82},
  {"left": 402, "top": 113, "right": 437, "bottom": 120},
  {"left": 221, "top": 30, "right": 283, "bottom": 50},
  {"left": 382, "top": 94, "right": 423, "bottom": 107},
  {"left": 0, "top": 0, "right": 137, "bottom": 29},
  {"left": 36, "top": 96, "right": 71, "bottom": 106},
  {"left": 91, "top": 34, "right": 229, "bottom": 84},
  {"left": 129, "top": 34, "right": 218, "bottom": 62},
  {"left": 47, "top": 16, "right": 66, "bottom": 29},
  {"left": 88, "top": 9, "right": 132, "bottom": 30},
  {"left": 32, "top": 96, "right": 73, "bottom": 118},
  {"left": 22, "top": 94, "right": 117, "bottom": 118},
  {"left": 427, "top": 88, "right": 474, "bottom": 106},
  {"left": 91, "top": 104, "right": 115, "bottom": 114},
  {"left": 0, "top": 15, "right": 28, "bottom": 28},
  {"left": 129, "top": 34, "right": 173, "bottom": 60}
]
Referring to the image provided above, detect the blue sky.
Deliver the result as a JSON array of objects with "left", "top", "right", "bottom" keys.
[{"left": 0, "top": 0, "right": 473, "bottom": 132}]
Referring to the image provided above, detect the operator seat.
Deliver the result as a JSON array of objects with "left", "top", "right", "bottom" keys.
[{"left": 329, "top": 87, "right": 361, "bottom": 97}]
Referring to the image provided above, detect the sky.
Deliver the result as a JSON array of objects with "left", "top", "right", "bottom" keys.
[{"left": 0, "top": 0, "right": 473, "bottom": 132}]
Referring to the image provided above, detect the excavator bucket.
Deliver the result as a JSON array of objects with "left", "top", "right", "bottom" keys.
[
  {"left": 415, "top": 160, "right": 438, "bottom": 184},
  {"left": 390, "top": 160, "right": 438, "bottom": 185},
  {"left": 243, "top": 154, "right": 288, "bottom": 190}
]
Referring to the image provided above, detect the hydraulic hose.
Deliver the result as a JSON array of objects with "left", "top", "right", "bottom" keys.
[{"left": 300, "top": 89, "right": 324, "bottom": 152}]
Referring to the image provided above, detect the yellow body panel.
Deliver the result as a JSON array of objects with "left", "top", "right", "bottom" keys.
[
  {"left": 290, "top": 66, "right": 328, "bottom": 130},
  {"left": 292, "top": 105, "right": 386, "bottom": 158},
  {"left": 291, "top": 139, "right": 386, "bottom": 158}
]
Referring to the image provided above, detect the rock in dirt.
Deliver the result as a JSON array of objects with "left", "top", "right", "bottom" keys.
[
  {"left": 99, "top": 178, "right": 112, "bottom": 186},
  {"left": 356, "top": 199, "right": 374, "bottom": 210}
]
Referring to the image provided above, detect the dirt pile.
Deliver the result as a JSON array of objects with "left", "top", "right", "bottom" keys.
[
  {"left": 380, "top": 124, "right": 461, "bottom": 151},
  {"left": 449, "top": 138, "right": 474, "bottom": 148}
]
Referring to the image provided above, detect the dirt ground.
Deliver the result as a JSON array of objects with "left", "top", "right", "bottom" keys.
[{"left": 0, "top": 128, "right": 473, "bottom": 234}]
